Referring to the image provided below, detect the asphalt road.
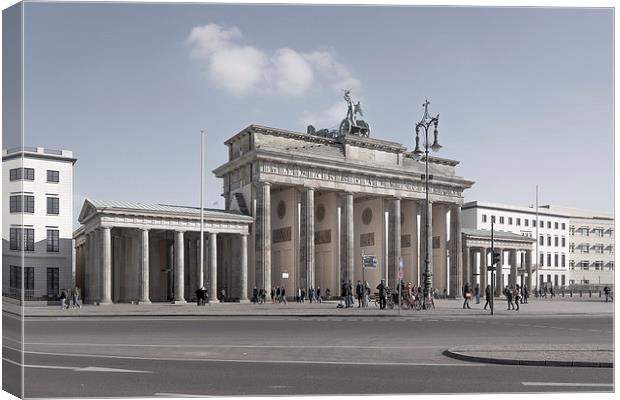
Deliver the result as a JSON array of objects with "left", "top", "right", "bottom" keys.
[{"left": 3, "top": 312, "right": 614, "bottom": 397}]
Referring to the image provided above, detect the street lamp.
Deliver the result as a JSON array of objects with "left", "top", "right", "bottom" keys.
[{"left": 412, "top": 99, "right": 441, "bottom": 308}]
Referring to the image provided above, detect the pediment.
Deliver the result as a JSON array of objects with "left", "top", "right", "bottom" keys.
[{"left": 78, "top": 199, "right": 98, "bottom": 223}]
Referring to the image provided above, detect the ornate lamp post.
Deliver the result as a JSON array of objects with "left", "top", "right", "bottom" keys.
[{"left": 412, "top": 99, "right": 441, "bottom": 308}]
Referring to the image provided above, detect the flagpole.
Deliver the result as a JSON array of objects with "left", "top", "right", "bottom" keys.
[{"left": 199, "top": 130, "right": 205, "bottom": 289}]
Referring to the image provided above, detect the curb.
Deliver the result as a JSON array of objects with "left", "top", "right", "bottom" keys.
[
  {"left": 10, "top": 311, "right": 427, "bottom": 319},
  {"left": 442, "top": 349, "right": 613, "bottom": 368}
]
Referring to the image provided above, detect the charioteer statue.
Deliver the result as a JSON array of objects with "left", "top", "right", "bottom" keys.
[{"left": 307, "top": 90, "right": 371, "bottom": 138}]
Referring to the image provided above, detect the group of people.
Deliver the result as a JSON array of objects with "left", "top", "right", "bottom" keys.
[
  {"left": 250, "top": 286, "right": 331, "bottom": 304},
  {"left": 462, "top": 283, "right": 530, "bottom": 311},
  {"left": 59, "top": 286, "right": 81, "bottom": 309}
]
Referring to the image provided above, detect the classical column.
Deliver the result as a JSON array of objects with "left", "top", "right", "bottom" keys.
[
  {"left": 100, "top": 227, "right": 113, "bottom": 305},
  {"left": 463, "top": 246, "right": 471, "bottom": 287},
  {"left": 478, "top": 248, "right": 487, "bottom": 289},
  {"left": 139, "top": 228, "right": 151, "bottom": 304},
  {"left": 239, "top": 234, "right": 249, "bottom": 301},
  {"left": 450, "top": 205, "right": 462, "bottom": 297},
  {"left": 495, "top": 248, "right": 503, "bottom": 296},
  {"left": 173, "top": 230, "right": 186, "bottom": 303},
  {"left": 188, "top": 237, "right": 197, "bottom": 298},
  {"left": 209, "top": 232, "right": 218, "bottom": 302},
  {"left": 509, "top": 249, "right": 518, "bottom": 287},
  {"left": 255, "top": 182, "right": 272, "bottom": 295},
  {"left": 341, "top": 192, "right": 355, "bottom": 284},
  {"left": 84, "top": 233, "right": 92, "bottom": 303},
  {"left": 525, "top": 249, "right": 533, "bottom": 291},
  {"left": 304, "top": 188, "right": 316, "bottom": 289},
  {"left": 388, "top": 198, "right": 402, "bottom": 286}
]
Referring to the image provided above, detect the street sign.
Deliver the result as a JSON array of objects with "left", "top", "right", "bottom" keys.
[
  {"left": 362, "top": 255, "right": 377, "bottom": 268},
  {"left": 282, "top": 273, "right": 289, "bottom": 279},
  {"left": 487, "top": 266, "right": 496, "bottom": 271},
  {"left": 398, "top": 257, "right": 404, "bottom": 278}
]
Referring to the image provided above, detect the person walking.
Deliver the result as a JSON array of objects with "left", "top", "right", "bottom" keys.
[
  {"left": 377, "top": 279, "right": 387, "bottom": 310},
  {"left": 276, "top": 286, "right": 281, "bottom": 303},
  {"left": 347, "top": 280, "right": 354, "bottom": 308},
  {"left": 604, "top": 286, "right": 611, "bottom": 302},
  {"left": 252, "top": 287, "right": 258, "bottom": 304},
  {"left": 270, "top": 287, "right": 276, "bottom": 304},
  {"left": 523, "top": 284, "right": 529, "bottom": 303},
  {"left": 281, "top": 287, "right": 287, "bottom": 304},
  {"left": 73, "top": 286, "right": 82, "bottom": 309},
  {"left": 483, "top": 284, "right": 492, "bottom": 310},
  {"left": 316, "top": 287, "right": 322, "bottom": 303},
  {"left": 59, "top": 289, "right": 67, "bottom": 310},
  {"left": 355, "top": 280, "right": 363, "bottom": 308},
  {"left": 513, "top": 285, "right": 521, "bottom": 311},
  {"left": 462, "top": 283, "right": 472, "bottom": 309},
  {"left": 364, "top": 282, "right": 370, "bottom": 308},
  {"left": 505, "top": 285, "right": 514, "bottom": 310},
  {"left": 474, "top": 283, "right": 480, "bottom": 304}
]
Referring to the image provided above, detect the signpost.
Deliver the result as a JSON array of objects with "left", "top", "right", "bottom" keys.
[{"left": 361, "top": 253, "right": 377, "bottom": 302}]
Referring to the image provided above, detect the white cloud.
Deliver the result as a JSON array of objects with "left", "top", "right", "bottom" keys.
[
  {"left": 299, "top": 101, "right": 347, "bottom": 129},
  {"left": 185, "top": 23, "right": 361, "bottom": 97}
]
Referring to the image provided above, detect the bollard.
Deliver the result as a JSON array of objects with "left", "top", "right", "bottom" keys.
[
  {"left": 599, "top": 291, "right": 602, "bottom": 297},
  {"left": 562, "top": 290, "right": 564, "bottom": 297},
  {"left": 580, "top": 291, "right": 582, "bottom": 297},
  {"left": 570, "top": 290, "right": 573, "bottom": 297},
  {"left": 589, "top": 290, "right": 592, "bottom": 297}
]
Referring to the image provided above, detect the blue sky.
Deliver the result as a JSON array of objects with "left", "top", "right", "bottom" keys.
[{"left": 13, "top": 3, "right": 614, "bottom": 223}]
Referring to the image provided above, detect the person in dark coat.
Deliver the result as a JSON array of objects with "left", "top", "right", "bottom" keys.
[
  {"left": 483, "top": 284, "right": 492, "bottom": 310},
  {"left": 356, "top": 280, "right": 363, "bottom": 308},
  {"left": 462, "top": 283, "right": 472, "bottom": 309},
  {"left": 474, "top": 283, "right": 480, "bottom": 304},
  {"left": 281, "top": 287, "right": 287, "bottom": 304},
  {"left": 195, "top": 287, "right": 205, "bottom": 306},
  {"left": 252, "top": 287, "right": 258, "bottom": 304},
  {"left": 376, "top": 279, "right": 387, "bottom": 309}
]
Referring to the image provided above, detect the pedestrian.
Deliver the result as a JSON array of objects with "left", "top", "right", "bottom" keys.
[
  {"left": 252, "top": 286, "right": 258, "bottom": 304},
  {"left": 505, "top": 285, "right": 514, "bottom": 310},
  {"left": 301, "top": 288, "right": 306, "bottom": 303},
  {"left": 474, "top": 283, "right": 480, "bottom": 304},
  {"left": 522, "top": 284, "right": 529, "bottom": 304},
  {"left": 195, "top": 286, "right": 204, "bottom": 306},
  {"left": 316, "top": 287, "right": 322, "bottom": 303},
  {"left": 376, "top": 279, "right": 387, "bottom": 310},
  {"left": 603, "top": 286, "right": 611, "bottom": 302},
  {"left": 347, "top": 280, "right": 354, "bottom": 308},
  {"left": 513, "top": 285, "right": 521, "bottom": 311},
  {"left": 276, "top": 286, "right": 281, "bottom": 303},
  {"left": 309, "top": 287, "right": 314, "bottom": 303},
  {"left": 356, "top": 280, "right": 363, "bottom": 308},
  {"left": 483, "top": 284, "right": 492, "bottom": 310},
  {"left": 270, "top": 287, "right": 275, "bottom": 304},
  {"left": 364, "top": 281, "right": 370, "bottom": 308},
  {"left": 281, "top": 287, "right": 287, "bottom": 304},
  {"left": 59, "top": 289, "right": 67, "bottom": 309},
  {"left": 220, "top": 288, "right": 226, "bottom": 303},
  {"left": 550, "top": 287, "right": 555, "bottom": 299},
  {"left": 462, "top": 283, "right": 472, "bottom": 309}
]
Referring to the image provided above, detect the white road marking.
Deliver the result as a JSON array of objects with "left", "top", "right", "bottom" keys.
[
  {"left": 24, "top": 342, "right": 444, "bottom": 349},
  {"left": 154, "top": 393, "right": 210, "bottom": 397},
  {"left": 22, "top": 349, "right": 481, "bottom": 367},
  {"left": 522, "top": 382, "right": 612, "bottom": 388},
  {"left": 25, "top": 364, "right": 152, "bottom": 373}
]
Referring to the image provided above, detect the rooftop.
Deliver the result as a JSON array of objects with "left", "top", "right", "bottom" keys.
[
  {"left": 2, "top": 147, "right": 76, "bottom": 163},
  {"left": 462, "top": 228, "right": 535, "bottom": 242}
]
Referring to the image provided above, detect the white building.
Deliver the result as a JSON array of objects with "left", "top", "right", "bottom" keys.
[
  {"left": 539, "top": 206, "right": 614, "bottom": 287},
  {"left": 2, "top": 147, "right": 76, "bottom": 301},
  {"left": 462, "top": 201, "right": 570, "bottom": 290}
]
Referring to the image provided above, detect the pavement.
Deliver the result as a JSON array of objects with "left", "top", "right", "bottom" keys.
[{"left": 3, "top": 297, "right": 614, "bottom": 397}]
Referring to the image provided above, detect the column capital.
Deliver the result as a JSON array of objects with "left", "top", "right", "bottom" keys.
[
  {"left": 257, "top": 181, "right": 271, "bottom": 187},
  {"left": 139, "top": 227, "right": 151, "bottom": 232}
]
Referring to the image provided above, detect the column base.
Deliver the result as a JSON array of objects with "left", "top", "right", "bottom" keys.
[
  {"left": 238, "top": 299, "right": 250, "bottom": 303},
  {"left": 139, "top": 300, "right": 152, "bottom": 305},
  {"left": 98, "top": 300, "right": 113, "bottom": 306},
  {"left": 209, "top": 296, "right": 218, "bottom": 303},
  {"left": 173, "top": 299, "right": 186, "bottom": 304}
]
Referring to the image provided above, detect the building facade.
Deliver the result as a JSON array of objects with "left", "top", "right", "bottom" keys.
[
  {"left": 214, "top": 124, "right": 474, "bottom": 300},
  {"left": 2, "top": 147, "right": 76, "bottom": 301}
]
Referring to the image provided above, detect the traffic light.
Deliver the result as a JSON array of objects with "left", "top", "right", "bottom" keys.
[{"left": 492, "top": 252, "right": 501, "bottom": 265}]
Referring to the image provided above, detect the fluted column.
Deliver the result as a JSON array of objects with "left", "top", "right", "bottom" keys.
[
  {"left": 341, "top": 192, "right": 354, "bottom": 283},
  {"left": 173, "top": 230, "right": 186, "bottom": 303},
  {"left": 388, "top": 198, "right": 402, "bottom": 286},
  {"left": 85, "top": 233, "right": 92, "bottom": 303},
  {"left": 255, "top": 182, "right": 271, "bottom": 295},
  {"left": 188, "top": 237, "right": 197, "bottom": 298},
  {"left": 304, "top": 188, "right": 316, "bottom": 289},
  {"left": 479, "top": 248, "right": 487, "bottom": 289},
  {"left": 450, "top": 204, "right": 462, "bottom": 297},
  {"left": 509, "top": 249, "right": 518, "bottom": 286},
  {"left": 139, "top": 228, "right": 151, "bottom": 304},
  {"left": 209, "top": 232, "right": 218, "bottom": 302},
  {"left": 100, "top": 227, "right": 112, "bottom": 305},
  {"left": 525, "top": 249, "right": 533, "bottom": 290},
  {"left": 239, "top": 234, "right": 249, "bottom": 301},
  {"left": 463, "top": 246, "right": 471, "bottom": 287}
]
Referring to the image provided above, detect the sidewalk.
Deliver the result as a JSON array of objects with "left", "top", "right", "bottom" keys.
[
  {"left": 444, "top": 344, "right": 613, "bottom": 368},
  {"left": 3, "top": 296, "right": 614, "bottom": 318}
]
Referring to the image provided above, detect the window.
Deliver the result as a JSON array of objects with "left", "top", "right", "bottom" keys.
[
  {"left": 609, "top": 245, "right": 614, "bottom": 255},
  {"left": 516, "top": 218, "right": 521, "bottom": 226},
  {"left": 569, "top": 244, "right": 574, "bottom": 253},
  {"left": 47, "top": 197, "right": 59, "bottom": 215},
  {"left": 554, "top": 275, "right": 559, "bottom": 287},
  {"left": 569, "top": 260, "right": 575, "bottom": 270},
  {"left": 47, "top": 268, "right": 60, "bottom": 299},
  {"left": 561, "top": 275, "right": 565, "bottom": 286},
  {"left": 10, "top": 228, "right": 34, "bottom": 251},
  {"left": 547, "top": 236, "right": 552, "bottom": 246},
  {"left": 524, "top": 219, "right": 529, "bottom": 227},
  {"left": 594, "top": 261, "right": 604, "bottom": 270},
  {"left": 595, "top": 244, "right": 604, "bottom": 254},
  {"left": 581, "top": 227, "right": 589, "bottom": 237},
  {"left": 9, "top": 266, "right": 34, "bottom": 297},
  {"left": 482, "top": 214, "right": 487, "bottom": 223},
  {"left": 532, "top": 219, "right": 536, "bottom": 227},
  {"left": 561, "top": 254, "right": 566, "bottom": 267},
  {"left": 499, "top": 216, "right": 505, "bottom": 224},
  {"left": 561, "top": 223, "right": 566, "bottom": 230},
  {"left": 554, "top": 254, "right": 558, "bottom": 267},
  {"left": 10, "top": 195, "right": 34, "bottom": 213},
  {"left": 540, "top": 253, "right": 544, "bottom": 266},
  {"left": 47, "top": 230, "right": 60, "bottom": 252},
  {"left": 554, "top": 236, "right": 559, "bottom": 247},
  {"left": 47, "top": 170, "right": 59, "bottom": 183},
  {"left": 609, "top": 229, "right": 614, "bottom": 238},
  {"left": 561, "top": 237, "right": 566, "bottom": 247},
  {"left": 555, "top": 222, "right": 559, "bottom": 229},
  {"left": 569, "top": 226, "right": 575, "bottom": 236},
  {"left": 539, "top": 220, "right": 544, "bottom": 228},
  {"left": 581, "top": 244, "right": 589, "bottom": 254},
  {"left": 9, "top": 167, "right": 34, "bottom": 181},
  {"left": 508, "top": 217, "right": 513, "bottom": 225},
  {"left": 491, "top": 216, "right": 496, "bottom": 223},
  {"left": 547, "top": 253, "right": 552, "bottom": 267},
  {"left": 609, "top": 262, "right": 615, "bottom": 271},
  {"left": 539, "top": 235, "right": 544, "bottom": 246},
  {"left": 547, "top": 274, "right": 551, "bottom": 283},
  {"left": 547, "top": 221, "right": 551, "bottom": 229}
]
